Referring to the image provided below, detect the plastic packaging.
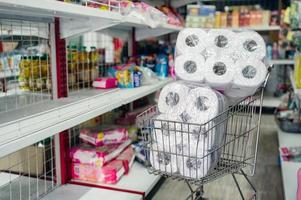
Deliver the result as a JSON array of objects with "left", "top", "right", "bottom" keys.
[
  {"left": 80, "top": 127, "right": 129, "bottom": 147},
  {"left": 70, "top": 140, "right": 131, "bottom": 167}
]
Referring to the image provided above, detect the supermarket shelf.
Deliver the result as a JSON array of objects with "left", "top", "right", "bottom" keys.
[
  {"left": 42, "top": 184, "right": 141, "bottom": 200},
  {"left": 277, "top": 128, "right": 301, "bottom": 148},
  {"left": 229, "top": 25, "right": 281, "bottom": 31},
  {"left": 0, "top": 0, "right": 182, "bottom": 39},
  {"left": 277, "top": 128, "right": 301, "bottom": 200},
  {"left": 71, "top": 162, "right": 160, "bottom": 197},
  {"left": 0, "top": 71, "right": 19, "bottom": 79},
  {"left": 0, "top": 78, "right": 173, "bottom": 158},
  {"left": 255, "top": 94, "right": 281, "bottom": 108},
  {"left": 271, "top": 59, "right": 295, "bottom": 66},
  {"left": 289, "top": 71, "right": 301, "bottom": 97}
]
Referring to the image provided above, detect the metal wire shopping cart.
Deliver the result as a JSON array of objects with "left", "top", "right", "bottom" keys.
[{"left": 136, "top": 69, "right": 271, "bottom": 200}]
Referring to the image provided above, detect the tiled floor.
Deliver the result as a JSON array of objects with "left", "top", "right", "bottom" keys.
[{"left": 152, "top": 115, "right": 283, "bottom": 200}]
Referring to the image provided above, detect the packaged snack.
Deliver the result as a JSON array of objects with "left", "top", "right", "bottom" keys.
[
  {"left": 79, "top": 127, "right": 129, "bottom": 146},
  {"left": 92, "top": 77, "right": 117, "bottom": 89},
  {"left": 70, "top": 139, "right": 131, "bottom": 167}
]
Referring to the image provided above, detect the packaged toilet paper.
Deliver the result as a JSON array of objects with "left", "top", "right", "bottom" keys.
[
  {"left": 177, "top": 154, "right": 212, "bottom": 179},
  {"left": 176, "top": 28, "right": 207, "bottom": 55},
  {"left": 225, "top": 59, "right": 268, "bottom": 98},
  {"left": 158, "top": 82, "right": 191, "bottom": 114},
  {"left": 184, "top": 87, "right": 223, "bottom": 122},
  {"left": 175, "top": 54, "right": 206, "bottom": 82},
  {"left": 204, "top": 56, "right": 237, "bottom": 91},
  {"left": 206, "top": 29, "right": 236, "bottom": 54},
  {"left": 149, "top": 147, "right": 179, "bottom": 173},
  {"left": 234, "top": 31, "right": 267, "bottom": 60}
]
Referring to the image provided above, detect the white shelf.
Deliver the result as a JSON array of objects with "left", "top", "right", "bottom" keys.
[
  {"left": 0, "top": 0, "right": 182, "bottom": 39},
  {"left": 226, "top": 25, "right": 281, "bottom": 31},
  {"left": 271, "top": 59, "right": 295, "bottom": 66},
  {"left": 277, "top": 128, "right": 301, "bottom": 148},
  {"left": 277, "top": 128, "right": 301, "bottom": 200},
  {"left": 71, "top": 162, "right": 160, "bottom": 197},
  {"left": 0, "top": 78, "right": 173, "bottom": 158},
  {"left": 255, "top": 94, "right": 281, "bottom": 108},
  {"left": 42, "top": 184, "right": 142, "bottom": 200},
  {"left": 280, "top": 161, "right": 301, "bottom": 200},
  {"left": 290, "top": 71, "right": 301, "bottom": 97}
]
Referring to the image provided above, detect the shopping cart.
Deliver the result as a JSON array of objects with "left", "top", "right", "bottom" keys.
[{"left": 136, "top": 69, "right": 271, "bottom": 200}]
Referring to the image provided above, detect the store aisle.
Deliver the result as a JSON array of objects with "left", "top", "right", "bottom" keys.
[{"left": 152, "top": 115, "right": 283, "bottom": 200}]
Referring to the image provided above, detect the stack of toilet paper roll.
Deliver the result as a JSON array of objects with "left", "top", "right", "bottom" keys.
[
  {"left": 150, "top": 81, "right": 227, "bottom": 178},
  {"left": 175, "top": 28, "right": 268, "bottom": 99}
]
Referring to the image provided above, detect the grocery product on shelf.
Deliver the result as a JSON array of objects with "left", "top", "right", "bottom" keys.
[
  {"left": 80, "top": 127, "right": 129, "bottom": 147},
  {"left": 186, "top": 4, "right": 278, "bottom": 29},
  {"left": 70, "top": 139, "right": 131, "bottom": 167},
  {"left": 71, "top": 146, "right": 135, "bottom": 184},
  {"left": 67, "top": 45, "right": 100, "bottom": 89},
  {"left": 108, "top": 64, "right": 142, "bottom": 88},
  {"left": 18, "top": 55, "right": 51, "bottom": 92},
  {"left": 92, "top": 77, "right": 117, "bottom": 89}
]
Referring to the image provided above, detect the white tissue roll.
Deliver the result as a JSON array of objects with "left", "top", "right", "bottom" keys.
[
  {"left": 153, "top": 114, "right": 183, "bottom": 152},
  {"left": 158, "top": 82, "right": 190, "bottom": 114},
  {"left": 184, "top": 87, "right": 221, "bottom": 123},
  {"left": 178, "top": 123, "right": 216, "bottom": 156},
  {"left": 177, "top": 154, "right": 212, "bottom": 179},
  {"left": 207, "top": 29, "right": 236, "bottom": 53},
  {"left": 176, "top": 28, "right": 207, "bottom": 55},
  {"left": 204, "top": 56, "right": 236, "bottom": 91},
  {"left": 225, "top": 59, "right": 267, "bottom": 98},
  {"left": 235, "top": 31, "right": 267, "bottom": 60},
  {"left": 175, "top": 54, "right": 206, "bottom": 82},
  {"left": 149, "top": 149, "right": 178, "bottom": 173}
]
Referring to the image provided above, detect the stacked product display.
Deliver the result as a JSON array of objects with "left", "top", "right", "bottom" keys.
[
  {"left": 67, "top": 46, "right": 100, "bottom": 89},
  {"left": 149, "top": 28, "right": 268, "bottom": 179},
  {"left": 186, "top": 4, "right": 278, "bottom": 28},
  {"left": 19, "top": 55, "right": 51, "bottom": 91},
  {"left": 70, "top": 127, "right": 135, "bottom": 184}
]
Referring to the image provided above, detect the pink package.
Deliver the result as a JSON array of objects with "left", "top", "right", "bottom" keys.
[
  {"left": 80, "top": 127, "right": 129, "bottom": 147},
  {"left": 72, "top": 146, "right": 135, "bottom": 184},
  {"left": 92, "top": 77, "right": 117, "bottom": 89},
  {"left": 70, "top": 140, "right": 131, "bottom": 167}
]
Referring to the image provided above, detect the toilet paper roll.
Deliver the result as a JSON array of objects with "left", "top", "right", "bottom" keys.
[
  {"left": 158, "top": 82, "right": 191, "bottom": 114},
  {"left": 235, "top": 31, "right": 267, "bottom": 60},
  {"left": 225, "top": 59, "right": 267, "bottom": 98},
  {"left": 150, "top": 148, "right": 178, "bottom": 173},
  {"left": 177, "top": 123, "right": 216, "bottom": 156},
  {"left": 207, "top": 29, "right": 236, "bottom": 53},
  {"left": 177, "top": 155, "right": 212, "bottom": 179},
  {"left": 175, "top": 54, "right": 206, "bottom": 82},
  {"left": 204, "top": 56, "right": 236, "bottom": 91},
  {"left": 176, "top": 28, "right": 208, "bottom": 55},
  {"left": 184, "top": 87, "right": 221, "bottom": 122}
]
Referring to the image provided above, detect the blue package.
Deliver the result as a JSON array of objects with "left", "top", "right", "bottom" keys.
[
  {"left": 155, "top": 54, "right": 168, "bottom": 78},
  {"left": 133, "top": 71, "right": 142, "bottom": 87}
]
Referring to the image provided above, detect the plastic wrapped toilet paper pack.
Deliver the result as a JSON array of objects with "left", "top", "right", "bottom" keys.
[
  {"left": 184, "top": 87, "right": 224, "bottom": 122},
  {"left": 158, "top": 82, "right": 191, "bottom": 114},
  {"left": 206, "top": 29, "right": 236, "bottom": 54},
  {"left": 225, "top": 59, "right": 268, "bottom": 98},
  {"left": 204, "top": 56, "right": 237, "bottom": 91},
  {"left": 177, "top": 154, "right": 212, "bottom": 179},
  {"left": 234, "top": 31, "right": 267, "bottom": 60},
  {"left": 175, "top": 54, "right": 206, "bottom": 82},
  {"left": 176, "top": 28, "right": 207, "bottom": 55},
  {"left": 150, "top": 148, "right": 179, "bottom": 173}
]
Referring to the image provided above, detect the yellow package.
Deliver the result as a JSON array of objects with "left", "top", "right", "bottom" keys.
[{"left": 294, "top": 54, "right": 301, "bottom": 89}]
